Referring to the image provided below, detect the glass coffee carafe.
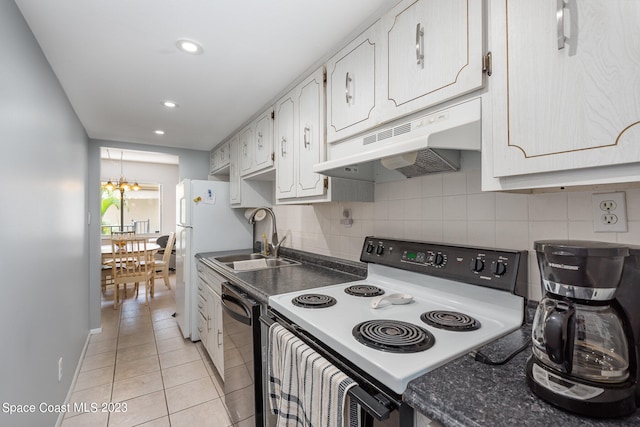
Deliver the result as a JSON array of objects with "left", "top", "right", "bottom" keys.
[
  {"left": 531, "top": 296, "right": 629, "bottom": 383},
  {"left": 527, "top": 240, "right": 638, "bottom": 418}
]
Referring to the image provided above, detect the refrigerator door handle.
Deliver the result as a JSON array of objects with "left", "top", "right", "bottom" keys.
[{"left": 177, "top": 224, "right": 193, "bottom": 229}]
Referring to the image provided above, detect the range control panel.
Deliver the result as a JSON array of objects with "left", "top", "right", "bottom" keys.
[{"left": 360, "top": 236, "right": 527, "bottom": 296}]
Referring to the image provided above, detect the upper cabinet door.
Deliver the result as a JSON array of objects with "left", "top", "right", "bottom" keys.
[
  {"left": 275, "top": 93, "right": 296, "bottom": 200},
  {"left": 239, "top": 126, "right": 253, "bottom": 175},
  {"left": 490, "top": 0, "right": 640, "bottom": 178},
  {"left": 296, "top": 68, "right": 326, "bottom": 198},
  {"left": 254, "top": 108, "right": 274, "bottom": 171},
  {"left": 326, "top": 22, "right": 380, "bottom": 143},
  {"left": 385, "top": 0, "right": 484, "bottom": 119},
  {"left": 228, "top": 136, "right": 241, "bottom": 205}
]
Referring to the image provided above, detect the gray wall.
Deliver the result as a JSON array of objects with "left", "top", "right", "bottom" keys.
[
  {"left": 0, "top": 2, "right": 90, "bottom": 426},
  {"left": 88, "top": 139, "right": 210, "bottom": 330}
]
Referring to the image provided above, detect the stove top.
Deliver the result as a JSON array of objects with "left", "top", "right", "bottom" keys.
[{"left": 268, "top": 237, "right": 528, "bottom": 394}]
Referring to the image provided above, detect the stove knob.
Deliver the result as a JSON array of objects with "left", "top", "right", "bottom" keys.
[
  {"left": 433, "top": 253, "right": 445, "bottom": 266},
  {"left": 469, "top": 258, "right": 485, "bottom": 272},
  {"left": 366, "top": 242, "right": 375, "bottom": 254},
  {"left": 375, "top": 244, "right": 384, "bottom": 256},
  {"left": 492, "top": 261, "right": 507, "bottom": 276}
]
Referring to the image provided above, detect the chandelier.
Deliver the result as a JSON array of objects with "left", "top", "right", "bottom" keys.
[
  {"left": 104, "top": 150, "right": 140, "bottom": 193},
  {"left": 103, "top": 149, "right": 141, "bottom": 232}
]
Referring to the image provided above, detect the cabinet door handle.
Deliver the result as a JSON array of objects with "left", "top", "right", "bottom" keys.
[
  {"left": 257, "top": 131, "right": 263, "bottom": 149},
  {"left": 557, "top": 0, "right": 566, "bottom": 50},
  {"left": 217, "top": 330, "right": 222, "bottom": 347},
  {"left": 280, "top": 137, "right": 287, "bottom": 157},
  {"left": 207, "top": 315, "right": 211, "bottom": 332},
  {"left": 345, "top": 72, "right": 353, "bottom": 104},
  {"left": 303, "top": 126, "right": 311, "bottom": 149},
  {"left": 242, "top": 141, "right": 248, "bottom": 156},
  {"left": 416, "top": 23, "right": 424, "bottom": 67}
]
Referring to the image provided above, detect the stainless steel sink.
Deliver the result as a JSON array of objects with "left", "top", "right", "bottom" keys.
[
  {"left": 264, "top": 258, "right": 297, "bottom": 268},
  {"left": 211, "top": 253, "right": 300, "bottom": 271}
]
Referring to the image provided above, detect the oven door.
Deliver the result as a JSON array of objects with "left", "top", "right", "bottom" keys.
[
  {"left": 221, "top": 283, "right": 262, "bottom": 427},
  {"left": 262, "top": 309, "right": 414, "bottom": 427}
]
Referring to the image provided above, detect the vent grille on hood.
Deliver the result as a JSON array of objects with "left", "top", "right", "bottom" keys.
[{"left": 385, "top": 149, "right": 458, "bottom": 178}]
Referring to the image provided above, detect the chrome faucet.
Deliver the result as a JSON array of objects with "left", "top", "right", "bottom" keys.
[
  {"left": 272, "top": 235, "right": 287, "bottom": 259},
  {"left": 247, "top": 207, "right": 280, "bottom": 256}
]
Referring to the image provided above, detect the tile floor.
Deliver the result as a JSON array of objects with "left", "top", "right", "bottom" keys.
[{"left": 62, "top": 274, "right": 253, "bottom": 427}]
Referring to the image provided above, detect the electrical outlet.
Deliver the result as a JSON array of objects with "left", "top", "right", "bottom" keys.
[
  {"left": 592, "top": 192, "right": 627, "bottom": 232},
  {"left": 58, "top": 357, "right": 63, "bottom": 382}
]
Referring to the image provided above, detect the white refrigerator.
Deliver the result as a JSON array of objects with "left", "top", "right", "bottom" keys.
[{"left": 175, "top": 179, "right": 252, "bottom": 341}]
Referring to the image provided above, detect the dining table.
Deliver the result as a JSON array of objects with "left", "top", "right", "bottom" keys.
[{"left": 101, "top": 242, "right": 161, "bottom": 262}]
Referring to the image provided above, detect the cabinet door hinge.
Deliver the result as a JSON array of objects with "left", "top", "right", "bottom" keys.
[
  {"left": 271, "top": 152, "right": 275, "bottom": 162},
  {"left": 271, "top": 110, "right": 275, "bottom": 120},
  {"left": 483, "top": 52, "right": 492, "bottom": 77},
  {"left": 323, "top": 177, "right": 329, "bottom": 189},
  {"left": 323, "top": 69, "right": 327, "bottom": 85}
]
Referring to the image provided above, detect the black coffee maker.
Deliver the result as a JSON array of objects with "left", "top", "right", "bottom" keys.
[{"left": 526, "top": 240, "right": 640, "bottom": 417}]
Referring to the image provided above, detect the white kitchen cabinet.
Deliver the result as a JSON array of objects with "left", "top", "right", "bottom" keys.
[
  {"left": 197, "top": 262, "right": 225, "bottom": 379},
  {"left": 210, "top": 141, "right": 230, "bottom": 175},
  {"left": 254, "top": 108, "right": 274, "bottom": 172},
  {"left": 485, "top": 0, "right": 640, "bottom": 190},
  {"left": 209, "top": 149, "right": 219, "bottom": 175},
  {"left": 326, "top": 20, "right": 380, "bottom": 143},
  {"left": 218, "top": 142, "right": 229, "bottom": 167},
  {"left": 275, "top": 68, "right": 326, "bottom": 201},
  {"left": 205, "top": 285, "right": 224, "bottom": 379},
  {"left": 382, "top": 0, "right": 485, "bottom": 121},
  {"left": 275, "top": 67, "right": 374, "bottom": 203},
  {"left": 229, "top": 136, "right": 241, "bottom": 205},
  {"left": 239, "top": 107, "right": 275, "bottom": 177},
  {"left": 275, "top": 91, "right": 296, "bottom": 200},
  {"left": 296, "top": 68, "right": 326, "bottom": 199},
  {"left": 228, "top": 134, "right": 273, "bottom": 207},
  {"left": 239, "top": 125, "right": 254, "bottom": 176}
]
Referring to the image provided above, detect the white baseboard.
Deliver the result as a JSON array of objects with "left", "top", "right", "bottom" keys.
[{"left": 55, "top": 332, "right": 92, "bottom": 427}]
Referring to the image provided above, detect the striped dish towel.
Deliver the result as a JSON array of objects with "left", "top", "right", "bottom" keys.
[{"left": 268, "top": 323, "right": 359, "bottom": 427}]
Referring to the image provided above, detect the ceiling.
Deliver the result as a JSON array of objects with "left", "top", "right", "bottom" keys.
[{"left": 15, "top": 0, "right": 394, "bottom": 153}]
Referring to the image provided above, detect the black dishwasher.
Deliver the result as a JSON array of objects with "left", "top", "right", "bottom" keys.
[{"left": 221, "top": 282, "right": 263, "bottom": 427}]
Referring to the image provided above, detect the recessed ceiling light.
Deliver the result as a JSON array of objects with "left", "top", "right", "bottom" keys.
[
  {"left": 176, "top": 39, "right": 203, "bottom": 55},
  {"left": 154, "top": 130, "right": 165, "bottom": 135},
  {"left": 162, "top": 100, "right": 179, "bottom": 108}
]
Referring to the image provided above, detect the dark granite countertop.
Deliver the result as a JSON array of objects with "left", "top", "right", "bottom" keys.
[
  {"left": 195, "top": 247, "right": 366, "bottom": 305},
  {"left": 196, "top": 250, "right": 640, "bottom": 425},
  {"left": 404, "top": 306, "right": 640, "bottom": 426}
]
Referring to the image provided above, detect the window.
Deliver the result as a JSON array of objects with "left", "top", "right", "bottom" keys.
[{"left": 101, "top": 183, "right": 162, "bottom": 235}]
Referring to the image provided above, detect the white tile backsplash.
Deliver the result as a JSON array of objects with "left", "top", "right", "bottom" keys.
[{"left": 272, "top": 169, "right": 640, "bottom": 301}]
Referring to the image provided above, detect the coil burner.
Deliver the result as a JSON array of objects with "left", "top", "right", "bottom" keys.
[
  {"left": 420, "top": 311, "right": 481, "bottom": 331},
  {"left": 291, "top": 294, "right": 337, "bottom": 309},
  {"left": 353, "top": 320, "right": 435, "bottom": 353},
  {"left": 344, "top": 284, "right": 385, "bottom": 297}
]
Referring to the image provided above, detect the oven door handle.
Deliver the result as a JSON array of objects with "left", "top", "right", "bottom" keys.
[{"left": 221, "top": 293, "right": 252, "bottom": 325}]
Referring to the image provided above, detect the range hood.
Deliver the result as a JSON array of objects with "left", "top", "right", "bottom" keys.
[{"left": 313, "top": 98, "right": 481, "bottom": 181}]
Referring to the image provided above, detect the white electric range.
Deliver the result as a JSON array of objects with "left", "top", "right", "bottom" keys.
[{"left": 267, "top": 237, "right": 528, "bottom": 426}]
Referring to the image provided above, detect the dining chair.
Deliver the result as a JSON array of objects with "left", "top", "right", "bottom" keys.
[
  {"left": 154, "top": 232, "right": 175, "bottom": 289},
  {"left": 109, "top": 236, "right": 155, "bottom": 309},
  {"left": 101, "top": 264, "right": 114, "bottom": 293}
]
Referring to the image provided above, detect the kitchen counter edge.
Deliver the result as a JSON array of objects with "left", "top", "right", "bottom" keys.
[
  {"left": 404, "top": 305, "right": 640, "bottom": 427},
  {"left": 195, "top": 247, "right": 366, "bottom": 305}
]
